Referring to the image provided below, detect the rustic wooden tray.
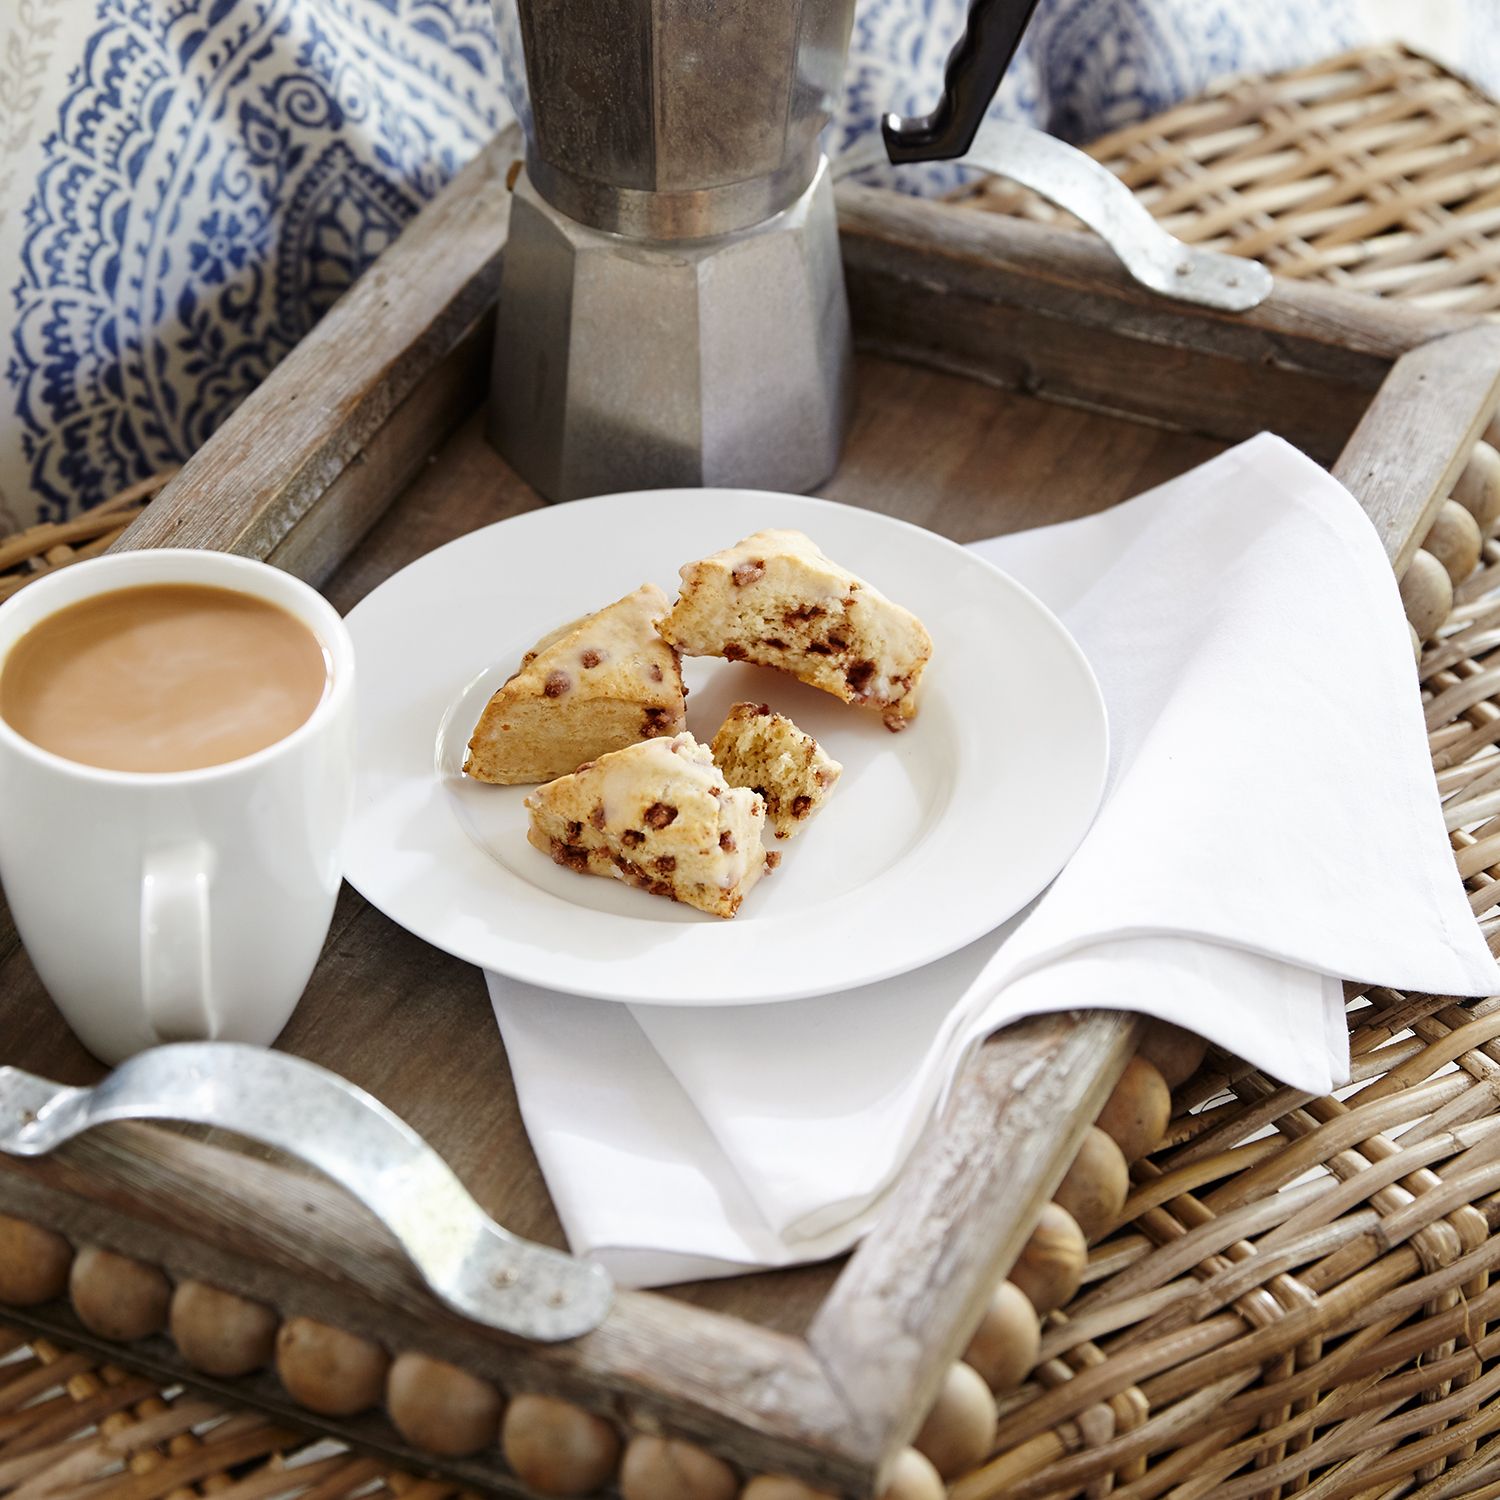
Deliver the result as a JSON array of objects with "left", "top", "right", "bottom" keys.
[{"left": 2, "top": 128, "right": 1499, "bottom": 1498}]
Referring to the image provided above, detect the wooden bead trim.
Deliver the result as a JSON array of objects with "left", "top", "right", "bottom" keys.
[
  {"left": 1, "top": 1212, "right": 962, "bottom": 1498},
  {"left": 1400, "top": 437, "right": 1500, "bottom": 642}
]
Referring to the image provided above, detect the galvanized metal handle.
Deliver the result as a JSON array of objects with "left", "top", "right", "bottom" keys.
[
  {"left": 838, "top": 123, "right": 1273, "bottom": 313},
  {"left": 957, "top": 121, "right": 1273, "bottom": 312},
  {"left": 0, "top": 1043, "right": 612, "bottom": 1342}
]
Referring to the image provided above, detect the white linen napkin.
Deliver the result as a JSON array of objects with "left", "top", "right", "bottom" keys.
[{"left": 488, "top": 433, "right": 1500, "bottom": 1289}]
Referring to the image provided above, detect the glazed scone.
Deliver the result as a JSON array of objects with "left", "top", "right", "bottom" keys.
[
  {"left": 659, "top": 530, "right": 932, "bottom": 730},
  {"left": 465, "top": 584, "right": 685, "bottom": 784},
  {"left": 525, "top": 733, "right": 773, "bottom": 918},
  {"left": 711, "top": 702, "right": 842, "bottom": 840}
]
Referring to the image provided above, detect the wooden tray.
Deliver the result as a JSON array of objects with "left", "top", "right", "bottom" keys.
[{"left": 2, "top": 128, "right": 1499, "bottom": 1498}]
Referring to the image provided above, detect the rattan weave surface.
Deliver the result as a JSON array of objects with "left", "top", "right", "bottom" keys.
[
  {"left": 0, "top": 1334, "right": 434, "bottom": 1500},
  {"left": 0, "top": 472, "right": 176, "bottom": 604}
]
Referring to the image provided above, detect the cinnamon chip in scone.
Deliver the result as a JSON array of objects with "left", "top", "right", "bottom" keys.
[{"left": 525, "top": 733, "right": 769, "bottom": 918}]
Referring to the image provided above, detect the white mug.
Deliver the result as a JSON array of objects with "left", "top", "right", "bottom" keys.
[{"left": 0, "top": 550, "right": 354, "bottom": 1064}]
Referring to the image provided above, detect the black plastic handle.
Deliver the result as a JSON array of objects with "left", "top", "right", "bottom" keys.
[{"left": 881, "top": 0, "right": 1044, "bottom": 164}]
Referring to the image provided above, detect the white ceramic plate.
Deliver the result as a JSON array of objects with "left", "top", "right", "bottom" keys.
[{"left": 342, "top": 490, "right": 1106, "bottom": 1005}]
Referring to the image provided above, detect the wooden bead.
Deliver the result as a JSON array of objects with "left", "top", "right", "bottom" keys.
[
  {"left": 70, "top": 1246, "right": 170, "bottom": 1341},
  {"left": 1398, "top": 550, "right": 1452, "bottom": 642},
  {"left": 1054, "top": 1127, "right": 1130, "bottom": 1243},
  {"left": 1096, "top": 1056, "right": 1171, "bottom": 1163},
  {"left": 1010, "top": 1202, "right": 1088, "bottom": 1316},
  {"left": 912, "top": 1361, "right": 997, "bottom": 1480},
  {"left": 0, "top": 1214, "right": 71, "bottom": 1306},
  {"left": 1424, "top": 499, "right": 1483, "bottom": 585},
  {"left": 1137, "top": 1021, "right": 1207, "bottom": 1090},
  {"left": 501, "top": 1393, "right": 621, "bottom": 1496},
  {"left": 170, "top": 1281, "right": 278, "bottom": 1377},
  {"left": 740, "top": 1480, "right": 837, "bottom": 1500},
  {"left": 878, "top": 1448, "right": 945, "bottom": 1500},
  {"left": 619, "top": 1436, "right": 737, "bottom": 1500},
  {"left": 386, "top": 1351, "right": 502, "bottom": 1457},
  {"left": 963, "top": 1279, "right": 1040, "bottom": 1391},
  {"left": 1455, "top": 441, "right": 1500, "bottom": 534},
  {"left": 276, "top": 1317, "right": 389, "bottom": 1417}
]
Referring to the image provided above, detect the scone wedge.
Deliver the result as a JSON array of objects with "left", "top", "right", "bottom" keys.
[
  {"left": 659, "top": 529, "right": 932, "bottom": 729},
  {"left": 711, "top": 702, "right": 841, "bottom": 840},
  {"left": 525, "top": 733, "right": 771, "bottom": 918},
  {"left": 466, "top": 584, "right": 685, "bottom": 784}
]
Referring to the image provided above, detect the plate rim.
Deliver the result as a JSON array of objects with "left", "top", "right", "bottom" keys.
[{"left": 342, "top": 488, "right": 1109, "bottom": 1004}]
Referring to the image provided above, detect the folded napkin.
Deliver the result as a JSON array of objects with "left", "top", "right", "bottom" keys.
[{"left": 489, "top": 433, "right": 1500, "bottom": 1289}]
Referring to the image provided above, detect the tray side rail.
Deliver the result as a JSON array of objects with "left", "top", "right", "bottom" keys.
[
  {"left": 112, "top": 131, "right": 522, "bottom": 581},
  {"left": 1330, "top": 324, "right": 1500, "bottom": 573},
  {"left": 836, "top": 184, "right": 1471, "bottom": 467},
  {"left": 0, "top": 1122, "right": 868, "bottom": 1493},
  {"left": 808, "top": 1010, "right": 1137, "bottom": 1461}
]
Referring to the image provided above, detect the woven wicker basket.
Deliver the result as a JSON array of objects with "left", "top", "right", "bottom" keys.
[
  {"left": 0, "top": 473, "right": 176, "bottom": 604},
  {"left": 9, "top": 39, "right": 1500, "bottom": 1500}
]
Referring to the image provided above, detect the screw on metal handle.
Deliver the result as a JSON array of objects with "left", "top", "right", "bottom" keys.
[
  {"left": 882, "top": 0, "right": 1044, "bottom": 164},
  {"left": 0, "top": 1043, "right": 613, "bottom": 1342},
  {"left": 956, "top": 122, "right": 1274, "bottom": 312},
  {"left": 834, "top": 122, "right": 1272, "bottom": 314}
]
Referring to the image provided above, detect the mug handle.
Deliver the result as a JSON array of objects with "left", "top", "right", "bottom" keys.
[{"left": 140, "top": 842, "right": 217, "bottom": 1043}]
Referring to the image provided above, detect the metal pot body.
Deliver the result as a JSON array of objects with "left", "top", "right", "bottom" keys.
[
  {"left": 489, "top": 159, "right": 852, "bottom": 502},
  {"left": 493, "top": 0, "right": 856, "bottom": 239}
]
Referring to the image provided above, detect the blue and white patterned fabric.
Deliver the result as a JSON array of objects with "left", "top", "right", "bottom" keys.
[
  {"left": 0, "top": 0, "right": 1492, "bottom": 529},
  {"left": 0, "top": 0, "right": 506, "bottom": 532}
]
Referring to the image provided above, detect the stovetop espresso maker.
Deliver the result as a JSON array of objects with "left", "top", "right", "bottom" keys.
[{"left": 488, "top": 0, "right": 1267, "bottom": 502}]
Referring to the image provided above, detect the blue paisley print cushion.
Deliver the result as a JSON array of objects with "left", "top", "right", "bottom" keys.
[
  {"left": 0, "top": 0, "right": 1489, "bottom": 527},
  {"left": 1, "top": 0, "right": 505, "bottom": 530}
]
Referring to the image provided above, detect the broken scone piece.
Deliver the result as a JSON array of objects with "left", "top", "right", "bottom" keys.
[
  {"left": 525, "top": 733, "right": 771, "bottom": 918},
  {"left": 711, "top": 702, "right": 842, "bottom": 840},
  {"left": 465, "top": 584, "right": 686, "bottom": 785},
  {"left": 659, "top": 529, "right": 933, "bottom": 730}
]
